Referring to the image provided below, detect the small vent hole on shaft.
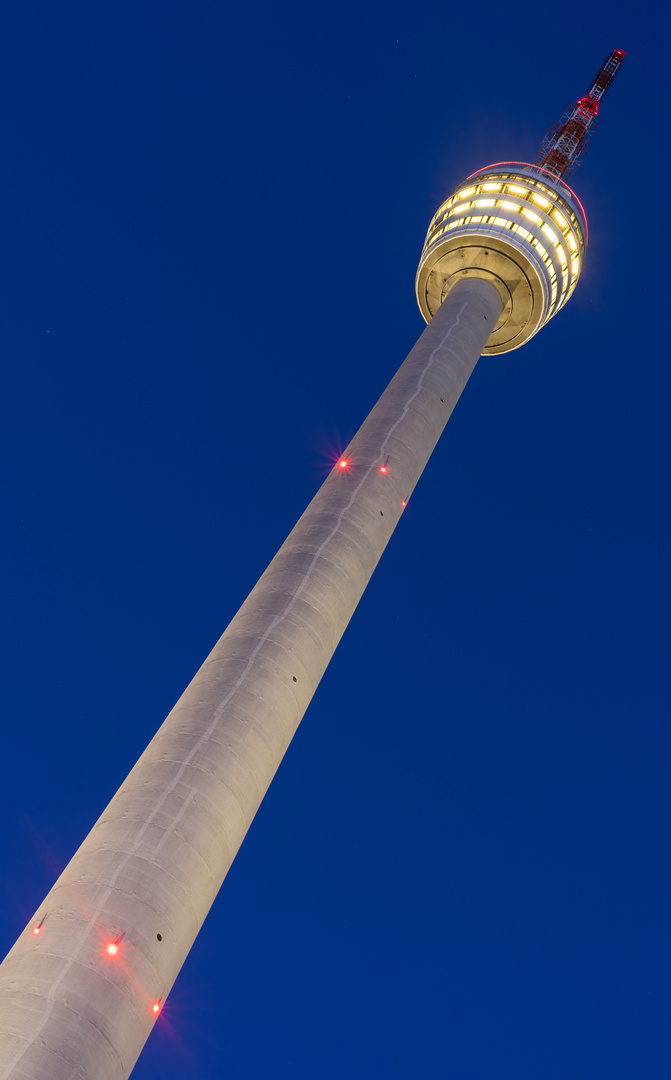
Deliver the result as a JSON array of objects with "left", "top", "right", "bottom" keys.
[
  {"left": 292, "top": 676, "right": 297, "bottom": 682},
  {"left": 156, "top": 934, "right": 162, "bottom": 941}
]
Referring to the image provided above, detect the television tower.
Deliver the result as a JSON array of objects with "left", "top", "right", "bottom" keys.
[{"left": 0, "top": 49, "right": 625, "bottom": 1080}]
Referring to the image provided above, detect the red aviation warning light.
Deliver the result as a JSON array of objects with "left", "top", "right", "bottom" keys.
[
  {"left": 535, "top": 48, "right": 626, "bottom": 179},
  {"left": 101, "top": 933, "right": 125, "bottom": 959},
  {"left": 152, "top": 1001, "right": 162, "bottom": 1016}
]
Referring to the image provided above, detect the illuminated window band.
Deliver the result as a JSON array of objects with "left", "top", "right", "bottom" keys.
[
  {"left": 422, "top": 173, "right": 584, "bottom": 314},
  {"left": 415, "top": 163, "right": 587, "bottom": 353}
]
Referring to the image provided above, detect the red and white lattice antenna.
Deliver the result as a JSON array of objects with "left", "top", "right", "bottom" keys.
[{"left": 535, "top": 48, "right": 626, "bottom": 179}]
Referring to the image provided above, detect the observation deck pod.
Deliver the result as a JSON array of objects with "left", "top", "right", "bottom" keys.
[{"left": 416, "top": 163, "right": 588, "bottom": 354}]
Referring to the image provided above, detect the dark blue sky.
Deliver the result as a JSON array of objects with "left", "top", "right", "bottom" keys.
[{"left": 2, "top": 4, "right": 667, "bottom": 1078}]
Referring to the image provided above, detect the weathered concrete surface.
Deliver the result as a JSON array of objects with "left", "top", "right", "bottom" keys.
[{"left": 0, "top": 278, "right": 502, "bottom": 1080}]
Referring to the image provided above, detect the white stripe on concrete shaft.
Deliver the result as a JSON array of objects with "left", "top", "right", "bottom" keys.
[{"left": 0, "top": 278, "right": 502, "bottom": 1080}]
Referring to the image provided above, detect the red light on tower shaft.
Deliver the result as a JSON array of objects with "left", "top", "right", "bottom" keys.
[
  {"left": 152, "top": 1001, "right": 161, "bottom": 1016},
  {"left": 32, "top": 926, "right": 41, "bottom": 936},
  {"left": 101, "top": 932, "right": 126, "bottom": 959}
]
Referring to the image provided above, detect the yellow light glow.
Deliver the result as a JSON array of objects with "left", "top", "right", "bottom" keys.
[
  {"left": 567, "top": 234, "right": 577, "bottom": 253},
  {"left": 508, "top": 184, "right": 527, "bottom": 195},
  {"left": 483, "top": 182, "right": 502, "bottom": 191},
  {"left": 474, "top": 199, "right": 495, "bottom": 207},
  {"left": 557, "top": 246, "right": 567, "bottom": 266},
  {"left": 572, "top": 257, "right": 580, "bottom": 274},
  {"left": 516, "top": 226, "right": 531, "bottom": 240},
  {"left": 535, "top": 242, "right": 548, "bottom": 258},
  {"left": 453, "top": 203, "right": 470, "bottom": 214},
  {"left": 522, "top": 208, "right": 541, "bottom": 225},
  {"left": 470, "top": 215, "right": 484, "bottom": 222},
  {"left": 457, "top": 187, "right": 476, "bottom": 199},
  {"left": 554, "top": 211, "right": 568, "bottom": 229},
  {"left": 447, "top": 220, "right": 460, "bottom": 230},
  {"left": 492, "top": 217, "right": 509, "bottom": 227},
  {"left": 501, "top": 201, "right": 521, "bottom": 212},
  {"left": 533, "top": 194, "right": 550, "bottom": 208},
  {"left": 542, "top": 223, "right": 559, "bottom": 244}
]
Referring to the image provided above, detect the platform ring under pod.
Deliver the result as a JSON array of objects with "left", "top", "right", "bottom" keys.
[{"left": 415, "top": 163, "right": 588, "bottom": 355}]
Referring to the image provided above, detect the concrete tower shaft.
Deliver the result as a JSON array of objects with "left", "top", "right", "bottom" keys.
[
  {"left": 0, "top": 44, "right": 626, "bottom": 1080},
  {"left": 416, "top": 163, "right": 588, "bottom": 354},
  {"left": 0, "top": 279, "right": 502, "bottom": 1080}
]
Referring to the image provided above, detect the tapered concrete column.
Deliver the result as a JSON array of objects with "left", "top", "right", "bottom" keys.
[{"left": 0, "top": 277, "right": 502, "bottom": 1080}]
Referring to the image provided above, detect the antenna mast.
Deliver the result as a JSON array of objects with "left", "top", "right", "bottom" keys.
[{"left": 536, "top": 48, "right": 626, "bottom": 179}]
